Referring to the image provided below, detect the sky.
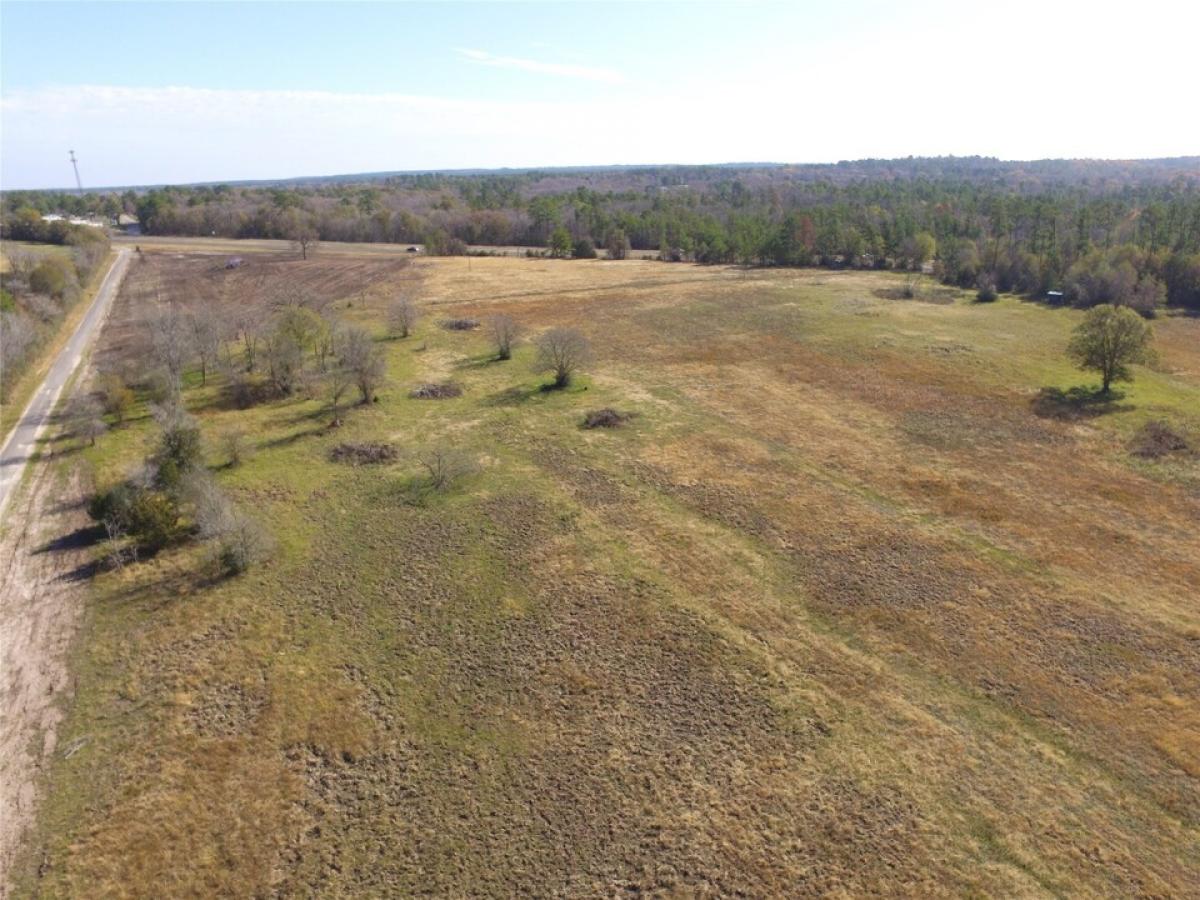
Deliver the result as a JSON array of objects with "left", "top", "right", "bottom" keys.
[{"left": 2, "top": 0, "right": 1198, "bottom": 190}]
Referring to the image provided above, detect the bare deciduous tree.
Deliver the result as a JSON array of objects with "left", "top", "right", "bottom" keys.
[
  {"left": 339, "top": 326, "right": 386, "bottom": 404},
  {"left": 228, "top": 302, "right": 266, "bottom": 373},
  {"left": 220, "top": 428, "right": 251, "bottom": 467},
  {"left": 149, "top": 307, "right": 190, "bottom": 395},
  {"left": 218, "top": 511, "right": 271, "bottom": 574},
  {"left": 184, "top": 469, "right": 235, "bottom": 539},
  {"left": 325, "top": 364, "right": 355, "bottom": 427},
  {"left": 183, "top": 470, "right": 271, "bottom": 574},
  {"left": 0, "top": 311, "right": 36, "bottom": 375},
  {"left": 534, "top": 327, "right": 591, "bottom": 388},
  {"left": 188, "top": 307, "right": 222, "bottom": 386},
  {"left": 69, "top": 393, "right": 107, "bottom": 446},
  {"left": 387, "top": 294, "right": 420, "bottom": 339},
  {"left": 264, "top": 328, "right": 304, "bottom": 395},
  {"left": 5, "top": 248, "right": 37, "bottom": 280},
  {"left": 101, "top": 515, "right": 129, "bottom": 571},
  {"left": 315, "top": 313, "right": 340, "bottom": 371},
  {"left": 487, "top": 313, "right": 522, "bottom": 360},
  {"left": 417, "top": 447, "right": 476, "bottom": 492},
  {"left": 287, "top": 214, "right": 320, "bottom": 260}
]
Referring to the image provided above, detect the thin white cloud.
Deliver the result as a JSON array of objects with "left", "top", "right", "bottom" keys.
[
  {"left": 0, "top": 84, "right": 667, "bottom": 187},
  {"left": 455, "top": 48, "right": 624, "bottom": 85},
  {"left": 1, "top": 77, "right": 1196, "bottom": 189}
]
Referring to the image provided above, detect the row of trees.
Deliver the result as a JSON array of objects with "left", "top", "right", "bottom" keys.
[
  {"left": 1, "top": 226, "right": 110, "bottom": 400},
  {"left": 7, "top": 159, "right": 1197, "bottom": 306}
]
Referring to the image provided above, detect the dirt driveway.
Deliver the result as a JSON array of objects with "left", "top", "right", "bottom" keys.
[{"left": 0, "top": 461, "right": 92, "bottom": 894}]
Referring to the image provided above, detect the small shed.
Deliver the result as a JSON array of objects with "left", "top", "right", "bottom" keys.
[{"left": 117, "top": 214, "right": 141, "bottom": 235}]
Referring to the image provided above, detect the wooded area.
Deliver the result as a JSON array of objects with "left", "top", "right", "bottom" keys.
[{"left": 4, "top": 157, "right": 1200, "bottom": 309}]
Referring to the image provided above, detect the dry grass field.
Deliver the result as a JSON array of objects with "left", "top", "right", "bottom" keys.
[{"left": 13, "top": 252, "right": 1200, "bottom": 896}]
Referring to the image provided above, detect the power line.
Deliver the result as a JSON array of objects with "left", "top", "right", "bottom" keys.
[{"left": 69, "top": 150, "right": 83, "bottom": 194}]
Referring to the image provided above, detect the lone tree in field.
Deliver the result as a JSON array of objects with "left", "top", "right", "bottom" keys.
[
  {"left": 1067, "top": 304, "right": 1154, "bottom": 394},
  {"left": 535, "top": 327, "right": 591, "bottom": 388},
  {"left": 486, "top": 313, "right": 521, "bottom": 360},
  {"left": 387, "top": 294, "right": 419, "bottom": 338},
  {"left": 339, "top": 326, "right": 387, "bottom": 404},
  {"left": 548, "top": 226, "right": 573, "bottom": 259},
  {"left": 286, "top": 214, "right": 320, "bottom": 260},
  {"left": 417, "top": 447, "right": 476, "bottom": 493}
]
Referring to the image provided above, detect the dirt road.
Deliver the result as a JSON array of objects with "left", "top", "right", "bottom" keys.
[
  {"left": 113, "top": 234, "right": 660, "bottom": 259},
  {"left": 0, "top": 249, "right": 130, "bottom": 520},
  {"left": 0, "top": 249, "right": 129, "bottom": 893},
  {"left": 0, "top": 466, "right": 92, "bottom": 893}
]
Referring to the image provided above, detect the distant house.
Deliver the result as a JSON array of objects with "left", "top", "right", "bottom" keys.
[
  {"left": 44, "top": 213, "right": 103, "bottom": 228},
  {"left": 117, "top": 214, "right": 141, "bottom": 235},
  {"left": 1046, "top": 290, "right": 1065, "bottom": 303}
]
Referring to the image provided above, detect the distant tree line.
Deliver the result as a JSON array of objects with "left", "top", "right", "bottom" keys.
[{"left": 4, "top": 158, "right": 1199, "bottom": 309}]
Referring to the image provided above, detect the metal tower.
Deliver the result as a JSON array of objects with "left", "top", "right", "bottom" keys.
[{"left": 69, "top": 150, "right": 83, "bottom": 194}]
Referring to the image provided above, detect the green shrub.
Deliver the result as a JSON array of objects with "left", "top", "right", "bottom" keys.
[
  {"left": 127, "top": 490, "right": 178, "bottom": 550},
  {"left": 88, "top": 482, "right": 178, "bottom": 551},
  {"left": 152, "top": 407, "right": 203, "bottom": 491},
  {"left": 29, "top": 258, "right": 75, "bottom": 298},
  {"left": 976, "top": 277, "right": 998, "bottom": 302}
]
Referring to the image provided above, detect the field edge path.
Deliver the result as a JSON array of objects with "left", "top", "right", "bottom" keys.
[{"left": 0, "top": 248, "right": 131, "bottom": 521}]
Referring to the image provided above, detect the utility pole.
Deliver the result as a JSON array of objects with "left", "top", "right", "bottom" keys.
[{"left": 69, "top": 150, "right": 83, "bottom": 195}]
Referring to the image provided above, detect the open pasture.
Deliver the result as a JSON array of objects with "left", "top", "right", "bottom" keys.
[{"left": 19, "top": 253, "right": 1200, "bottom": 896}]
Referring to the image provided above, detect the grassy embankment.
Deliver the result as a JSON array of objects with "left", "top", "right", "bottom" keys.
[{"left": 16, "top": 256, "right": 1200, "bottom": 896}]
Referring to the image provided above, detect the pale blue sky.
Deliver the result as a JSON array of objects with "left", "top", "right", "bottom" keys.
[{"left": 2, "top": 0, "right": 1197, "bottom": 189}]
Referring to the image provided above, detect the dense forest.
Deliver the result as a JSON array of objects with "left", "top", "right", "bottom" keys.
[{"left": 4, "top": 157, "right": 1199, "bottom": 309}]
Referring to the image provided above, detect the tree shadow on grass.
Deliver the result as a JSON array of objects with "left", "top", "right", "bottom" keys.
[
  {"left": 35, "top": 523, "right": 105, "bottom": 555},
  {"left": 44, "top": 496, "right": 87, "bottom": 516},
  {"left": 279, "top": 404, "right": 335, "bottom": 426},
  {"left": 453, "top": 353, "right": 507, "bottom": 371},
  {"left": 481, "top": 385, "right": 540, "bottom": 407},
  {"left": 1031, "top": 386, "right": 1134, "bottom": 421},
  {"left": 58, "top": 559, "right": 102, "bottom": 583},
  {"left": 261, "top": 425, "right": 329, "bottom": 449},
  {"left": 34, "top": 524, "right": 105, "bottom": 583}
]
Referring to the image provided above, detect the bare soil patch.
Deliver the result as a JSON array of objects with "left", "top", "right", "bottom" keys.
[{"left": 0, "top": 466, "right": 91, "bottom": 889}]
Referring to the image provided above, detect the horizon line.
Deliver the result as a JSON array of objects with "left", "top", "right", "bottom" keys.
[{"left": 5, "top": 154, "right": 1199, "bottom": 195}]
